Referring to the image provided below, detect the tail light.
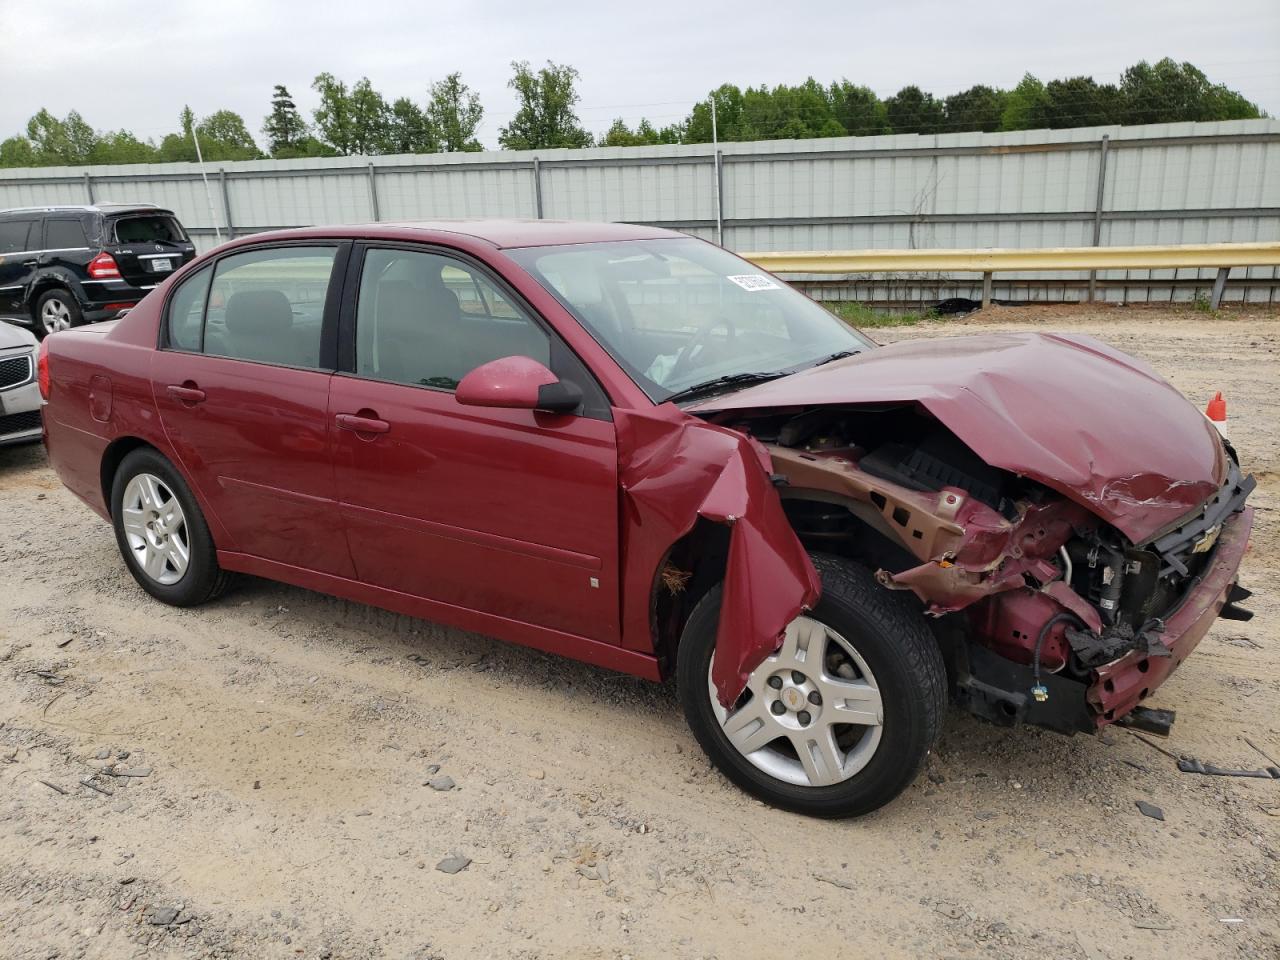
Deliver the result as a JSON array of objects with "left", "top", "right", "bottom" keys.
[
  {"left": 87, "top": 252, "right": 121, "bottom": 279},
  {"left": 37, "top": 338, "right": 50, "bottom": 400}
]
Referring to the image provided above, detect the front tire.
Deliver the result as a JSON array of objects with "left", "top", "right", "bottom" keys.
[
  {"left": 677, "top": 554, "right": 945, "bottom": 818},
  {"left": 34, "top": 288, "right": 82, "bottom": 339},
  {"left": 110, "top": 448, "right": 229, "bottom": 606}
]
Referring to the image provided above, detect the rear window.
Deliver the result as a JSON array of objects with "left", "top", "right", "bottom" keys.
[
  {"left": 0, "top": 218, "right": 36, "bottom": 253},
  {"left": 111, "top": 215, "right": 186, "bottom": 244},
  {"left": 45, "top": 218, "right": 88, "bottom": 250}
]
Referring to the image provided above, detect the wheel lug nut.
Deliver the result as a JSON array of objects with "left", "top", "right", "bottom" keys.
[
  {"left": 767, "top": 676, "right": 783, "bottom": 690},
  {"left": 770, "top": 701, "right": 786, "bottom": 716},
  {"left": 797, "top": 710, "right": 812, "bottom": 726},
  {"left": 791, "top": 670, "right": 806, "bottom": 685},
  {"left": 808, "top": 690, "right": 822, "bottom": 706}
]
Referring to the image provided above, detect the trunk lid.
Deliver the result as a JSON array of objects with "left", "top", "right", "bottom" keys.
[
  {"left": 688, "top": 331, "right": 1226, "bottom": 544},
  {"left": 103, "top": 213, "right": 197, "bottom": 287}
]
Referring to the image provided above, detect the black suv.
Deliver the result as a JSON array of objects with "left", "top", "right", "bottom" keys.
[{"left": 0, "top": 204, "right": 196, "bottom": 338}]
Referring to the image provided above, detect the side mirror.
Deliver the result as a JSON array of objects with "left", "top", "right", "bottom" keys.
[{"left": 455, "top": 356, "right": 582, "bottom": 414}]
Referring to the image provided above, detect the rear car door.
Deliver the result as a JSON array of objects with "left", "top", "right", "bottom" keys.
[
  {"left": 329, "top": 243, "right": 621, "bottom": 642},
  {"left": 106, "top": 211, "right": 197, "bottom": 287},
  {"left": 153, "top": 242, "right": 355, "bottom": 576},
  {"left": 0, "top": 217, "right": 40, "bottom": 317}
]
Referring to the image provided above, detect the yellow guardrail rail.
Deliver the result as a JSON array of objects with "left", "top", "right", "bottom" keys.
[{"left": 743, "top": 241, "right": 1280, "bottom": 308}]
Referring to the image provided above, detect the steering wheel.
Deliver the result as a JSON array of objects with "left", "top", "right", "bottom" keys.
[{"left": 670, "top": 315, "right": 737, "bottom": 380}]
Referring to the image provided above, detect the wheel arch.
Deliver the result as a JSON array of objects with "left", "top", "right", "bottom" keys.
[
  {"left": 100, "top": 436, "right": 157, "bottom": 513},
  {"left": 651, "top": 490, "right": 926, "bottom": 679}
]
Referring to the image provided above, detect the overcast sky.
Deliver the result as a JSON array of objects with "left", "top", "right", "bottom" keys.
[{"left": 3, "top": 0, "right": 1277, "bottom": 147}]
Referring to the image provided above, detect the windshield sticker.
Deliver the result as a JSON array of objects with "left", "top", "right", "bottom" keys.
[{"left": 726, "top": 274, "right": 780, "bottom": 292}]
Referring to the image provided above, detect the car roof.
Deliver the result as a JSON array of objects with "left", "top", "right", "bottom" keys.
[
  {"left": 250, "top": 219, "right": 685, "bottom": 250},
  {"left": 0, "top": 203, "right": 170, "bottom": 218}
]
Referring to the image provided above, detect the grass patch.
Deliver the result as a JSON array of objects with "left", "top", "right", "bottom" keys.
[{"left": 824, "top": 301, "right": 936, "bottom": 328}]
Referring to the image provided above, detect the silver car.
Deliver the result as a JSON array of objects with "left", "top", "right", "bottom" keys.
[{"left": 0, "top": 322, "right": 42, "bottom": 446}]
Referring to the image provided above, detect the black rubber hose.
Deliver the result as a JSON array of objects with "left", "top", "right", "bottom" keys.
[{"left": 1032, "top": 612, "right": 1085, "bottom": 691}]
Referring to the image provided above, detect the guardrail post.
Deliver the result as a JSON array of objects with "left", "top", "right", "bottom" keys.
[
  {"left": 532, "top": 157, "right": 543, "bottom": 218},
  {"left": 1210, "top": 266, "right": 1230, "bottom": 309},
  {"left": 367, "top": 163, "right": 381, "bottom": 221},
  {"left": 981, "top": 271, "right": 993, "bottom": 309},
  {"left": 1087, "top": 135, "right": 1110, "bottom": 302},
  {"left": 82, "top": 171, "right": 94, "bottom": 203},
  {"left": 218, "top": 168, "right": 235, "bottom": 240}
]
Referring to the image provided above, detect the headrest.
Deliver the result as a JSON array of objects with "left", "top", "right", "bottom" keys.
[{"left": 225, "top": 289, "right": 293, "bottom": 335}]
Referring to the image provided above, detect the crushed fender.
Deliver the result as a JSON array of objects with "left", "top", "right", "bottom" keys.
[{"left": 615, "top": 406, "right": 820, "bottom": 708}]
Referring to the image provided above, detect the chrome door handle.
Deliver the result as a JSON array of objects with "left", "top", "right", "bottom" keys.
[
  {"left": 166, "top": 384, "right": 206, "bottom": 404},
  {"left": 336, "top": 413, "right": 390, "bottom": 434}
]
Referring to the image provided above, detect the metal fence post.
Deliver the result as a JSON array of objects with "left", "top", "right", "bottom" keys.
[
  {"left": 218, "top": 169, "right": 235, "bottom": 240},
  {"left": 714, "top": 149, "right": 724, "bottom": 246},
  {"left": 367, "top": 163, "right": 381, "bottom": 221},
  {"left": 1087, "top": 135, "right": 1110, "bottom": 302},
  {"left": 532, "top": 157, "right": 543, "bottom": 218},
  {"left": 82, "top": 171, "right": 94, "bottom": 203},
  {"left": 981, "top": 271, "right": 993, "bottom": 309}
]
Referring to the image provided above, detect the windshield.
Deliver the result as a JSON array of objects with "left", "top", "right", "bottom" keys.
[
  {"left": 110, "top": 215, "right": 187, "bottom": 244},
  {"left": 506, "top": 238, "right": 872, "bottom": 402}
]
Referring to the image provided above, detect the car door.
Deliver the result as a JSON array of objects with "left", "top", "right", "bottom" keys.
[
  {"left": 152, "top": 242, "right": 356, "bottom": 577},
  {"left": 0, "top": 217, "right": 39, "bottom": 317},
  {"left": 329, "top": 243, "right": 621, "bottom": 642}
]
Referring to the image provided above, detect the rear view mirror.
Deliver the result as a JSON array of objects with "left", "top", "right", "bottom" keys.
[{"left": 455, "top": 356, "right": 582, "bottom": 413}]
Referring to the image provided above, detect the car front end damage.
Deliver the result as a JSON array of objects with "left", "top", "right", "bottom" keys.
[{"left": 687, "top": 331, "right": 1257, "bottom": 735}]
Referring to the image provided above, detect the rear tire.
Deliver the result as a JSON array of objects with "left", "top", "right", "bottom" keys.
[
  {"left": 110, "top": 448, "right": 230, "bottom": 606},
  {"left": 34, "top": 288, "right": 82, "bottom": 339},
  {"left": 677, "top": 554, "right": 945, "bottom": 818}
]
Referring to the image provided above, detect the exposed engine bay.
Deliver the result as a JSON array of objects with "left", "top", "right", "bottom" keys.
[{"left": 710, "top": 402, "right": 1256, "bottom": 732}]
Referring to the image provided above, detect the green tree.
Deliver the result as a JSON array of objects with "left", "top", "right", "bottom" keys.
[
  {"left": 884, "top": 86, "right": 944, "bottom": 134},
  {"left": 498, "top": 61, "right": 592, "bottom": 150},
  {"left": 263, "top": 84, "right": 309, "bottom": 156},
  {"left": 388, "top": 97, "right": 438, "bottom": 153},
  {"left": 89, "top": 130, "right": 158, "bottom": 164},
  {"left": 943, "top": 84, "right": 1005, "bottom": 132},
  {"left": 1000, "top": 74, "right": 1050, "bottom": 130},
  {"left": 829, "top": 81, "right": 890, "bottom": 136},
  {"left": 348, "top": 78, "right": 393, "bottom": 154},
  {"left": 1120, "top": 58, "right": 1262, "bottom": 124},
  {"left": 0, "top": 136, "right": 37, "bottom": 167},
  {"left": 600, "top": 117, "right": 663, "bottom": 147},
  {"left": 1040, "top": 77, "right": 1120, "bottom": 128},
  {"left": 312, "top": 72, "right": 356, "bottom": 154},
  {"left": 427, "top": 73, "right": 484, "bottom": 152},
  {"left": 25, "top": 109, "right": 99, "bottom": 164},
  {"left": 681, "top": 84, "right": 746, "bottom": 143},
  {"left": 196, "top": 110, "right": 260, "bottom": 160}
]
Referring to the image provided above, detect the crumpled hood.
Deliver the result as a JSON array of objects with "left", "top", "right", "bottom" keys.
[{"left": 690, "top": 332, "right": 1225, "bottom": 544}]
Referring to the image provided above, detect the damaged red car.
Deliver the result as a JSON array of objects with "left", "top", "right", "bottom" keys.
[{"left": 39, "top": 221, "right": 1255, "bottom": 817}]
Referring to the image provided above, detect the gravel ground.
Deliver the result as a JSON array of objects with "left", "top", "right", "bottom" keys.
[{"left": 1, "top": 303, "right": 1277, "bottom": 960}]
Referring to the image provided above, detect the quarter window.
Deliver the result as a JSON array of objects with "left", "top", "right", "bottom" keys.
[
  {"left": 45, "top": 218, "right": 88, "bottom": 250},
  {"left": 354, "top": 248, "right": 550, "bottom": 390},
  {"left": 166, "top": 265, "right": 213, "bottom": 352}
]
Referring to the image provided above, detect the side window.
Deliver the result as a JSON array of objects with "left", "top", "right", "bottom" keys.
[
  {"left": 0, "top": 219, "right": 36, "bottom": 253},
  {"left": 355, "top": 248, "right": 550, "bottom": 390},
  {"left": 165, "top": 265, "right": 213, "bottom": 352},
  {"left": 45, "top": 218, "right": 88, "bottom": 250},
  {"left": 203, "top": 246, "right": 337, "bottom": 368}
]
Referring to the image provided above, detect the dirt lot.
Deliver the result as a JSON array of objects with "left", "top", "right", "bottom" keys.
[{"left": 1, "top": 304, "right": 1277, "bottom": 960}]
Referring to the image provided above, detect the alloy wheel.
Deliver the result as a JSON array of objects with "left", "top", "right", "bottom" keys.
[
  {"left": 708, "top": 616, "right": 884, "bottom": 788},
  {"left": 40, "top": 297, "right": 72, "bottom": 335},
  {"left": 120, "top": 473, "right": 190, "bottom": 586}
]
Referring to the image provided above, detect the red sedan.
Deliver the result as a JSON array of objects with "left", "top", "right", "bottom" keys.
[{"left": 39, "top": 220, "right": 1255, "bottom": 817}]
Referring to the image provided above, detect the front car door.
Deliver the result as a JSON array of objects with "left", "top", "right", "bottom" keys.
[
  {"left": 152, "top": 242, "right": 355, "bottom": 577},
  {"left": 329, "top": 243, "right": 621, "bottom": 642},
  {"left": 0, "top": 216, "right": 40, "bottom": 319}
]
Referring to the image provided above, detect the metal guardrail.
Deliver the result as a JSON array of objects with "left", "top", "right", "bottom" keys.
[{"left": 744, "top": 242, "right": 1280, "bottom": 309}]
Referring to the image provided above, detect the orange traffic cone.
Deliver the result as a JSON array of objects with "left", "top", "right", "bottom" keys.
[{"left": 1206, "top": 391, "right": 1227, "bottom": 435}]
